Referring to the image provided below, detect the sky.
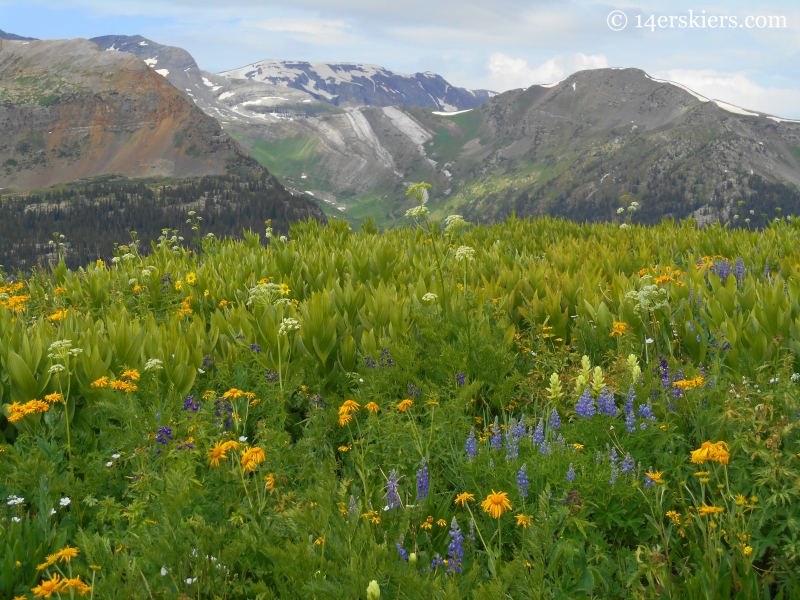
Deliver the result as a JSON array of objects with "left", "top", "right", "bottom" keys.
[{"left": 2, "top": 0, "right": 799, "bottom": 118}]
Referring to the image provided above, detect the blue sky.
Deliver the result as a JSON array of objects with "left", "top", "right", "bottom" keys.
[{"left": 2, "top": 0, "right": 799, "bottom": 117}]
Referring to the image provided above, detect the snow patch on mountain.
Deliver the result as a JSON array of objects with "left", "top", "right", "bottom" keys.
[
  {"left": 714, "top": 101, "right": 759, "bottom": 116},
  {"left": 218, "top": 91, "right": 235, "bottom": 101},
  {"left": 432, "top": 109, "right": 473, "bottom": 116},
  {"left": 767, "top": 116, "right": 800, "bottom": 124},
  {"left": 155, "top": 69, "right": 169, "bottom": 77},
  {"left": 645, "top": 74, "right": 708, "bottom": 102},
  {"left": 143, "top": 57, "right": 157, "bottom": 67}
]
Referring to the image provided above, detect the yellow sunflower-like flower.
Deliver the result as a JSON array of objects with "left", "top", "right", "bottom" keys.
[
  {"left": 610, "top": 321, "right": 628, "bottom": 337},
  {"left": 186, "top": 272, "right": 197, "bottom": 285},
  {"left": 690, "top": 441, "right": 730, "bottom": 465},
  {"left": 437, "top": 519, "right": 447, "bottom": 527},
  {"left": 339, "top": 400, "right": 361, "bottom": 415},
  {"left": 515, "top": 514, "right": 534, "bottom": 528},
  {"left": 279, "top": 283, "right": 290, "bottom": 295},
  {"left": 44, "top": 392, "right": 64, "bottom": 404},
  {"left": 47, "top": 310, "right": 68, "bottom": 322},
  {"left": 56, "top": 546, "right": 80, "bottom": 563},
  {"left": 61, "top": 576, "right": 91, "bottom": 595},
  {"left": 339, "top": 413, "right": 353, "bottom": 427},
  {"left": 645, "top": 471, "right": 664, "bottom": 485},
  {"left": 665, "top": 510, "right": 681, "bottom": 525},
  {"left": 454, "top": 492, "right": 475, "bottom": 507},
  {"left": 222, "top": 388, "right": 245, "bottom": 400},
  {"left": 365, "top": 402, "right": 380, "bottom": 413},
  {"left": 481, "top": 490, "right": 512, "bottom": 519},
  {"left": 31, "top": 573, "right": 64, "bottom": 598},
  {"left": 421, "top": 521, "right": 432, "bottom": 530},
  {"left": 241, "top": 446, "right": 266, "bottom": 472},
  {"left": 397, "top": 399, "right": 414, "bottom": 412},
  {"left": 208, "top": 441, "right": 229, "bottom": 467},
  {"left": 697, "top": 504, "right": 724, "bottom": 517},
  {"left": 120, "top": 369, "right": 140, "bottom": 381},
  {"left": 265, "top": 473, "right": 276, "bottom": 491},
  {"left": 90, "top": 376, "right": 109, "bottom": 388}
]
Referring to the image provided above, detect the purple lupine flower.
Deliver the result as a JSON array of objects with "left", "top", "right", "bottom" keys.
[
  {"left": 156, "top": 426, "right": 173, "bottom": 445},
  {"left": 379, "top": 348, "right": 394, "bottom": 367},
  {"left": 386, "top": 470, "right": 401, "bottom": 509},
  {"left": 609, "top": 447, "right": 619, "bottom": 464},
  {"left": 183, "top": 395, "right": 199, "bottom": 412},
  {"left": 489, "top": 417, "right": 502, "bottom": 450},
  {"left": 638, "top": 399, "right": 656, "bottom": 425},
  {"left": 364, "top": 356, "right": 377, "bottom": 368},
  {"left": 214, "top": 399, "right": 233, "bottom": 429},
  {"left": 265, "top": 368, "right": 280, "bottom": 383},
  {"left": 549, "top": 408, "right": 561, "bottom": 431},
  {"left": 348, "top": 495, "right": 358, "bottom": 515},
  {"left": 465, "top": 428, "right": 478, "bottom": 460},
  {"left": 566, "top": 463, "right": 576, "bottom": 482},
  {"left": 235, "top": 334, "right": 245, "bottom": 340},
  {"left": 430, "top": 555, "right": 445, "bottom": 570},
  {"left": 533, "top": 419, "right": 545, "bottom": 445},
  {"left": 408, "top": 384, "right": 421, "bottom": 397},
  {"left": 575, "top": 387, "right": 596, "bottom": 418},
  {"left": 517, "top": 464, "right": 529, "bottom": 499},
  {"left": 250, "top": 343, "right": 261, "bottom": 353},
  {"left": 734, "top": 257, "right": 746, "bottom": 286},
  {"left": 447, "top": 517, "right": 464, "bottom": 574},
  {"left": 538, "top": 441, "right": 552, "bottom": 455},
  {"left": 598, "top": 387, "right": 617, "bottom": 417},
  {"left": 309, "top": 393, "right": 326, "bottom": 409},
  {"left": 176, "top": 441, "right": 195, "bottom": 450},
  {"left": 657, "top": 356, "right": 670, "bottom": 392},
  {"left": 468, "top": 519, "right": 476, "bottom": 543},
  {"left": 396, "top": 542, "right": 409, "bottom": 562},
  {"left": 624, "top": 386, "right": 637, "bottom": 433},
  {"left": 202, "top": 354, "right": 214, "bottom": 369},
  {"left": 456, "top": 372, "right": 466, "bottom": 386},
  {"left": 505, "top": 419, "right": 525, "bottom": 460},
  {"left": 711, "top": 259, "right": 732, "bottom": 282},
  {"left": 416, "top": 459, "right": 429, "bottom": 502},
  {"left": 610, "top": 464, "right": 619, "bottom": 486},
  {"left": 621, "top": 453, "right": 635, "bottom": 473}
]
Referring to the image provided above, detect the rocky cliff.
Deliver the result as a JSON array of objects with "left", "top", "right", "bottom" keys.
[{"left": 0, "top": 38, "right": 260, "bottom": 192}]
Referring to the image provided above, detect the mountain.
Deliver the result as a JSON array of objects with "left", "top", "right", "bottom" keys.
[
  {"left": 0, "top": 29, "right": 37, "bottom": 41},
  {"left": 0, "top": 37, "right": 261, "bottom": 192},
  {"left": 218, "top": 60, "right": 496, "bottom": 111},
  {"left": 236, "top": 68, "right": 800, "bottom": 226}
]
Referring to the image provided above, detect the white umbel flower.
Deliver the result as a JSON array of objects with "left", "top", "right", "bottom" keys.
[{"left": 454, "top": 245, "right": 476, "bottom": 262}]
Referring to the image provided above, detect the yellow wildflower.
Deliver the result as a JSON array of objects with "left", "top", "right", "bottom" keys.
[
  {"left": 666, "top": 510, "right": 681, "bottom": 525},
  {"left": 610, "top": 321, "right": 628, "bottom": 337},
  {"left": 55, "top": 546, "right": 79, "bottom": 563},
  {"left": 186, "top": 272, "right": 197, "bottom": 285},
  {"left": 454, "top": 492, "right": 475, "bottom": 507},
  {"left": 421, "top": 521, "right": 432, "bottom": 530},
  {"left": 690, "top": 441, "right": 730, "bottom": 465},
  {"left": 47, "top": 310, "right": 68, "bottom": 322},
  {"left": 339, "top": 413, "right": 353, "bottom": 427},
  {"left": 365, "top": 402, "right": 380, "bottom": 413},
  {"left": 279, "top": 283, "right": 290, "bottom": 295},
  {"left": 207, "top": 441, "right": 229, "bottom": 467},
  {"left": 397, "top": 399, "right": 414, "bottom": 412},
  {"left": 44, "top": 393, "right": 63, "bottom": 404},
  {"left": 515, "top": 514, "right": 534, "bottom": 528},
  {"left": 697, "top": 504, "right": 724, "bottom": 517},
  {"left": 573, "top": 443, "right": 585, "bottom": 451},
  {"left": 53, "top": 287, "right": 67, "bottom": 295},
  {"left": 31, "top": 573, "right": 64, "bottom": 598},
  {"left": 743, "top": 546, "right": 753, "bottom": 557},
  {"left": 265, "top": 473, "right": 276, "bottom": 490},
  {"left": 481, "top": 490, "right": 512, "bottom": 519},
  {"left": 91, "top": 376, "right": 109, "bottom": 388},
  {"left": 339, "top": 400, "right": 361, "bottom": 415},
  {"left": 120, "top": 369, "right": 140, "bottom": 381},
  {"left": 241, "top": 446, "right": 266, "bottom": 472},
  {"left": 645, "top": 470, "right": 664, "bottom": 485},
  {"left": 60, "top": 576, "right": 91, "bottom": 595},
  {"left": 314, "top": 536, "right": 324, "bottom": 545},
  {"left": 222, "top": 388, "right": 245, "bottom": 400}
]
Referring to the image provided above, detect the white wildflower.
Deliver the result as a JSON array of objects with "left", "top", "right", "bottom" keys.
[
  {"left": 112, "top": 453, "right": 121, "bottom": 459},
  {"left": 404, "top": 205, "right": 429, "bottom": 218},
  {"left": 421, "top": 292, "right": 438, "bottom": 302},
  {"left": 144, "top": 358, "right": 164, "bottom": 372},
  {"left": 617, "top": 207, "right": 625, "bottom": 214},
  {"left": 11, "top": 517, "right": 20, "bottom": 523},
  {"left": 106, "top": 461, "right": 113, "bottom": 467},
  {"left": 48, "top": 364, "right": 65, "bottom": 374},
  {"left": 161, "top": 567, "right": 169, "bottom": 576},
  {"left": 444, "top": 214, "right": 467, "bottom": 231},
  {"left": 279, "top": 317, "right": 301, "bottom": 336},
  {"left": 454, "top": 245, "right": 476, "bottom": 262},
  {"left": 239, "top": 436, "right": 248, "bottom": 442},
  {"left": 60, "top": 497, "right": 71, "bottom": 507}
]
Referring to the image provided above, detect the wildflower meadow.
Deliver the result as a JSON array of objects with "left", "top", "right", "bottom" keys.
[{"left": 1, "top": 184, "right": 800, "bottom": 598}]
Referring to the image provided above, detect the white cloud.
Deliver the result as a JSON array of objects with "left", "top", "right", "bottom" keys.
[
  {"left": 653, "top": 69, "right": 800, "bottom": 119},
  {"left": 486, "top": 52, "right": 608, "bottom": 91},
  {"left": 251, "top": 18, "right": 356, "bottom": 45}
]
